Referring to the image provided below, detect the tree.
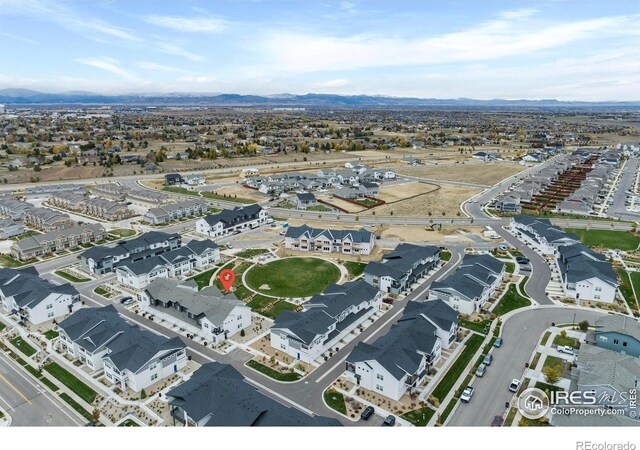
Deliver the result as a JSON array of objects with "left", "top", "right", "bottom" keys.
[
  {"left": 240, "top": 329, "right": 245, "bottom": 337},
  {"left": 140, "top": 388, "right": 147, "bottom": 399},
  {"left": 543, "top": 365, "right": 561, "bottom": 384},
  {"left": 91, "top": 408, "right": 101, "bottom": 423},
  {"left": 578, "top": 320, "right": 589, "bottom": 331}
]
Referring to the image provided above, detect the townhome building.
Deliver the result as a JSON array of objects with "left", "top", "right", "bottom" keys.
[
  {"left": 0, "top": 198, "right": 34, "bottom": 219},
  {"left": 345, "top": 299, "right": 458, "bottom": 400},
  {"left": 23, "top": 207, "right": 75, "bottom": 231},
  {"left": 0, "top": 219, "right": 24, "bottom": 239},
  {"left": 0, "top": 267, "right": 80, "bottom": 324},
  {"left": 557, "top": 243, "right": 618, "bottom": 304},
  {"left": 364, "top": 243, "right": 440, "bottom": 294},
  {"left": 196, "top": 205, "right": 268, "bottom": 238},
  {"left": 11, "top": 223, "right": 107, "bottom": 261},
  {"left": 80, "top": 231, "right": 181, "bottom": 275},
  {"left": 510, "top": 215, "right": 580, "bottom": 255},
  {"left": 57, "top": 305, "right": 187, "bottom": 392},
  {"left": 139, "top": 278, "right": 250, "bottom": 344},
  {"left": 428, "top": 254, "right": 505, "bottom": 314},
  {"left": 166, "top": 362, "right": 340, "bottom": 426},
  {"left": 284, "top": 225, "right": 374, "bottom": 255},
  {"left": 143, "top": 199, "right": 210, "bottom": 225},
  {"left": 271, "top": 281, "right": 382, "bottom": 364},
  {"left": 592, "top": 315, "right": 640, "bottom": 358}
]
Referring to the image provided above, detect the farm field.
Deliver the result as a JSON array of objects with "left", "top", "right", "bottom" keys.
[{"left": 396, "top": 162, "right": 525, "bottom": 185}]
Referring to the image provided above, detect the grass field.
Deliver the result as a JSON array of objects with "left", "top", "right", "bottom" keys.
[
  {"left": 43, "top": 362, "right": 97, "bottom": 404},
  {"left": 54, "top": 270, "right": 90, "bottom": 283},
  {"left": 244, "top": 257, "right": 340, "bottom": 297},
  {"left": 553, "top": 333, "right": 578, "bottom": 348},
  {"left": 344, "top": 261, "right": 367, "bottom": 278},
  {"left": 245, "top": 360, "right": 302, "bottom": 382},
  {"left": 10, "top": 336, "right": 37, "bottom": 357},
  {"left": 323, "top": 389, "right": 347, "bottom": 415},
  {"left": 542, "top": 355, "right": 564, "bottom": 371},
  {"left": 0, "top": 254, "right": 28, "bottom": 268},
  {"left": 234, "top": 248, "right": 270, "bottom": 259},
  {"left": 108, "top": 228, "right": 136, "bottom": 238},
  {"left": 188, "top": 268, "right": 217, "bottom": 290},
  {"left": 93, "top": 286, "right": 113, "bottom": 298},
  {"left": 627, "top": 271, "right": 640, "bottom": 311},
  {"left": 563, "top": 228, "right": 640, "bottom": 251},
  {"left": 431, "top": 333, "right": 484, "bottom": 403},
  {"left": 492, "top": 283, "right": 531, "bottom": 316},
  {"left": 459, "top": 318, "right": 491, "bottom": 334},
  {"left": 59, "top": 393, "right": 93, "bottom": 422},
  {"left": 402, "top": 407, "right": 436, "bottom": 427},
  {"left": 44, "top": 330, "right": 59, "bottom": 340}
]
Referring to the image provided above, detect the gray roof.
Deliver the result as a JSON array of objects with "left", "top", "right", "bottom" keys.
[
  {"left": 365, "top": 243, "right": 439, "bottom": 280},
  {"left": 202, "top": 204, "right": 263, "bottom": 228},
  {"left": 285, "top": 224, "right": 373, "bottom": 243},
  {"left": 81, "top": 231, "right": 180, "bottom": 262},
  {"left": 0, "top": 267, "right": 78, "bottom": 310},
  {"left": 576, "top": 344, "right": 640, "bottom": 394},
  {"left": 167, "top": 362, "right": 340, "bottom": 426},
  {"left": 558, "top": 244, "right": 617, "bottom": 287},
  {"left": 595, "top": 315, "right": 640, "bottom": 342},
  {"left": 402, "top": 299, "right": 459, "bottom": 331},
  {"left": 14, "top": 223, "right": 105, "bottom": 252},
  {"left": 430, "top": 254, "right": 504, "bottom": 301}
]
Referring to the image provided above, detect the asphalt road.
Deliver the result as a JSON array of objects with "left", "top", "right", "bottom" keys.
[
  {"left": 608, "top": 157, "right": 640, "bottom": 221},
  {"left": 448, "top": 307, "right": 607, "bottom": 426},
  {"left": 0, "top": 351, "right": 84, "bottom": 426}
]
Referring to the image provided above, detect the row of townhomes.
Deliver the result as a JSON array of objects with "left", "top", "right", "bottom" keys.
[
  {"left": 345, "top": 300, "right": 458, "bottom": 401},
  {"left": 428, "top": 254, "right": 505, "bottom": 314},
  {"left": 166, "top": 362, "right": 340, "bottom": 426},
  {"left": 270, "top": 281, "right": 382, "bottom": 364},
  {"left": 48, "top": 192, "right": 135, "bottom": 221},
  {"left": 363, "top": 244, "right": 440, "bottom": 294},
  {"left": 510, "top": 216, "right": 618, "bottom": 303},
  {"left": 164, "top": 173, "right": 206, "bottom": 187},
  {"left": 0, "top": 197, "right": 75, "bottom": 230},
  {"left": 80, "top": 231, "right": 182, "bottom": 275},
  {"left": 57, "top": 305, "right": 187, "bottom": 393},
  {"left": 0, "top": 218, "right": 24, "bottom": 239},
  {"left": 551, "top": 315, "right": 640, "bottom": 426},
  {"left": 0, "top": 267, "right": 80, "bottom": 324},
  {"left": 23, "top": 184, "right": 85, "bottom": 199},
  {"left": 284, "top": 225, "right": 375, "bottom": 255},
  {"left": 196, "top": 204, "right": 268, "bottom": 237},
  {"left": 138, "top": 278, "right": 250, "bottom": 344},
  {"left": 11, "top": 223, "right": 107, "bottom": 261},
  {"left": 90, "top": 183, "right": 170, "bottom": 207},
  {"left": 143, "top": 199, "right": 210, "bottom": 225},
  {"left": 555, "top": 158, "right": 617, "bottom": 216}
]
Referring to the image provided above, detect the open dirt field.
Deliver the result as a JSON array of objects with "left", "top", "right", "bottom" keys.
[
  {"left": 215, "top": 184, "right": 268, "bottom": 201},
  {"left": 377, "top": 182, "right": 439, "bottom": 203},
  {"left": 317, "top": 194, "right": 365, "bottom": 213},
  {"left": 363, "top": 184, "right": 481, "bottom": 217},
  {"left": 395, "top": 161, "right": 525, "bottom": 185},
  {"left": 378, "top": 225, "right": 484, "bottom": 243}
]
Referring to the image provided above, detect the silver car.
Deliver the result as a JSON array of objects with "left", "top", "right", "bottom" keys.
[{"left": 475, "top": 364, "right": 487, "bottom": 377}]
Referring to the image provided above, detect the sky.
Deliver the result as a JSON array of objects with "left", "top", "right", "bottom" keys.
[{"left": 0, "top": 0, "right": 638, "bottom": 101}]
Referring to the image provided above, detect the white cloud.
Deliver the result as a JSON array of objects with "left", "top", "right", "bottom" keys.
[
  {"left": 178, "top": 75, "right": 216, "bottom": 83},
  {"left": 155, "top": 42, "right": 207, "bottom": 63},
  {"left": 75, "top": 57, "right": 142, "bottom": 82},
  {"left": 498, "top": 8, "right": 540, "bottom": 20},
  {"left": 135, "top": 61, "right": 186, "bottom": 73},
  {"left": 313, "top": 79, "right": 349, "bottom": 88},
  {"left": 146, "top": 15, "right": 229, "bottom": 33},
  {"left": 1, "top": 32, "right": 40, "bottom": 45}
]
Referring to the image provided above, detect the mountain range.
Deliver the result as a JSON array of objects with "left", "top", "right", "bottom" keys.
[{"left": 0, "top": 88, "right": 639, "bottom": 109}]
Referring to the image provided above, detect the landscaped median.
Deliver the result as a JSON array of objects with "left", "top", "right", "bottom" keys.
[
  {"left": 43, "top": 362, "right": 98, "bottom": 404},
  {"left": 492, "top": 279, "right": 532, "bottom": 316},
  {"left": 54, "top": 270, "right": 91, "bottom": 283},
  {"left": 245, "top": 359, "right": 302, "bottom": 382},
  {"left": 323, "top": 388, "right": 347, "bottom": 415}
]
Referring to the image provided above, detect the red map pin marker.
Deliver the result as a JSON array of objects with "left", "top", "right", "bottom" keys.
[{"left": 219, "top": 269, "right": 236, "bottom": 292}]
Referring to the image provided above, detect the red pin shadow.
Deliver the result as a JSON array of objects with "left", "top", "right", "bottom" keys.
[{"left": 219, "top": 269, "right": 236, "bottom": 292}]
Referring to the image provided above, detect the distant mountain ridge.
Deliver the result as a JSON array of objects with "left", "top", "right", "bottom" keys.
[{"left": 0, "top": 88, "right": 638, "bottom": 109}]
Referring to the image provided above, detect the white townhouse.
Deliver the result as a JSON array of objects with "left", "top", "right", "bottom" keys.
[
  {"left": 0, "top": 268, "right": 80, "bottom": 325},
  {"left": 510, "top": 215, "right": 579, "bottom": 255},
  {"left": 557, "top": 243, "right": 618, "bottom": 304},
  {"left": 196, "top": 204, "right": 268, "bottom": 238},
  {"left": 57, "top": 305, "right": 187, "bottom": 392},
  {"left": 139, "top": 278, "right": 251, "bottom": 344},
  {"left": 284, "top": 225, "right": 375, "bottom": 255},
  {"left": 428, "top": 254, "right": 505, "bottom": 315},
  {"left": 270, "top": 281, "right": 382, "bottom": 364}
]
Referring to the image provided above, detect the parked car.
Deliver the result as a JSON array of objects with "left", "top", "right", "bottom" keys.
[
  {"left": 226, "top": 243, "right": 233, "bottom": 249},
  {"left": 279, "top": 231, "right": 286, "bottom": 235},
  {"left": 475, "top": 364, "right": 487, "bottom": 377},
  {"left": 119, "top": 296, "right": 133, "bottom": 304},
  {"left": 516, "top": 256, "right": 530, "bottom": 264},
  {"left": 493, "top": 337, "right": 503, "bottom": 348},
  {"left": 382, "top": 415, "right": 396, "bottom": 426},
  {"left": 509, "top": 379, "right": 521, "bottom": 393},
  {"left": 491, "top": 415, "right": 504, "bottom": 427},
  {"left": 123, "top": 298, "right": 135, "bottom": 306},
  {"left": 360, "top": 406, "right": 375, "bottom": 421},
  {"left": 382, "top": 297, "right": 394, "bottom": 305},
  {"left": 460, "top": 386, "right": 474, "bottom": 403},
  {"left": 558, "top": 345, "right": 575, "bottom": 356},
  {"left": 483, "top": 353, "right": 493, "bottom": 366},
  {"left": 498, "top": 244, "right": 509, "bottom": 251}
]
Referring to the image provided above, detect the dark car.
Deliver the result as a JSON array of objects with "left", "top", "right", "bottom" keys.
[
  {"left": 483, "top": 353, "right": 493, "bottom": 366},
  {"left": 491, "top": 415, "right": 504, "bottom": 427},
  {"left": 382, "top": 297, "right": 394, "bottom": 305},
  {"left": 516, "top": 256, "right": 530, "bottom": 264},
  {"left": 120, "top": 296, "right": 133, "bottom": 304},
  {"left": 382, "top": 415, "right": 396, "bottom": 426},
  {"left": 493, "top": 337, "right": 503, "bottom": 348},
  {"left": 360, "top": 406, "right": 375, "bottom": 421}
]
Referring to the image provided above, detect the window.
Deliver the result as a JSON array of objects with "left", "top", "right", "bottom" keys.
[
  {"left": 46, "top": 304, "right": 53, "bottom": 309},
  {"left": 614, "top": 339, "right": 619, "bottom": 345},
  {"left": 47, "top": 312, "right": 54, "bottom": 318},
  {"left": 150, "top": 373, "right": 158, "bottom": 381},
  {"left": 595, "top": 287, "right": 602, "bottom": 292},
  {"left": 599, "top": 336, "right": 608, "bottom": 342},
  {"left": 149, "top": 363, "right": 157, "bottom": 371},
  {"left": 623, "top": 341, "right": 628, "bottom": 347},
  {"left": 375, "top": 384, "right": 384, "bottom": 391},
  {"left": 594, "top": 295, "right": 601, "bottom": 300},
  {"left": 280, "top": 343, "right": 287, "bottom": 350},
  {"left": 376, "top": 373, "right": 384, "bottom": 381}
]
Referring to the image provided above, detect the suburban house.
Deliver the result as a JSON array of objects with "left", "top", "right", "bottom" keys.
[
  {"left": 270, "top": 281, "right": 382, "bottom": 364},
  {"left": 358, "top": 182, "right": 379, "bottom": 197},
  {"left": 510, "top": 216, "right": 580, "bottom": 255},
  {"left": 57, "top": 305, "right": 187, "bottom": 392},
  {"left": 428, "top": 254, "right": 505, "bottom": 314},
  {"left": 291, "top": 192, "right": 318, "bottom": 210},
  {"left": 166, "top": 362, "right": 340, "bottom": 426},
  {"left": 80, "top": 231, "right": 182, "bottom": 275},
  {"left": 557, "top": 243, "right": 618, "bottom": 304},
  {"left": 364, "top": 243, "right": 440, "bottom": 294},
  {"left": 164, "top": 173, "right": 184, "bottom": 186},
  {"left": 115, "top": 240, "right": 219, "bottom": 289},
  {"left": 0, "top": 219, "right": 24, "bottom": 239},
  {"left": 196, "top": 205, "right": 268, "bottom": 238},
  {"left": 143, "top": 199, "right": 210, "bottom": 225},
  {"left": 592, "top": 315, "right": 640, "bottom": 357},
  {"left": 11, "top": 223, "right": 107, "bottom": 261},
  {"left": 0, "top": 267, "right": 80, "bottom": 324},
  {"left": 23, "top": 207, "right": 75, "bottom": 231},
  {"left": 0, "top": 198, "right": 34, "bottom": 219},
  {"left": 344, "top": 299, "right": 458, "bottom": 401},
  {"left": 493, "top": 193, "right": 521, "bottom": 214},
  {"left": 139, "top": 278, "right": 250, "bottom": 343},
  {"left": 284, "top": 225, "right": 375, "bottom": 255},
  {"left": 183, "top": 174, "right": 205, "bottom": 186},
  {"left": 49, "top": 194, "right": 135, "bottom": 221}
]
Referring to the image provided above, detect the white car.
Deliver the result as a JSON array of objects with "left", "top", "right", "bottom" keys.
[
  {"left": 460, "top": 386, "right": 474, "bottom": 403},
  {"left": 509, "top": 379, "right": 521, "bottom": 393},
  {"left": 557, "top": 345, "right": 575, "bottom": 356}
]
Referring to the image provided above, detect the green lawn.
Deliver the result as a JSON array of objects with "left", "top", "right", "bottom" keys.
[
  {"left": 261, "top": 300, "right": 298, "bottom": 319},
  {"left": 118, "top": 419, "right": 140, "bottom": 427},
  {"left": 93, "top": 286, "right": 113, "bottom": 298},
  {"left": 43, "top": 362, "right": 97, "bottom": 404},
  {"left": 201, "top": 190, "right": 255, "bottom": 204},
  {"left": 540, "top": 331, "right": 552, "bottom": 346},
  {"left": 402, "top": 407, "right": 435, "bottom": 427},
  {"left": 306, "top": 205, "right": 332, "bottom": 212},
  {"left": 54, "top": 270, "right": 91, "bottom": 283},
  {"left": 59, "top": 393, "right": 93, "bottom": 422},
  {"left": 439, "top": 398, "right": 458, "bottom": 424},
  {"left": 440, "top": 250, "right": 452, "bottom": 262},
  {"left": 10, "top": 336, "right": 37, "bottom": 357},
  {"left": 187, "top": 268, "right": 217, "bottom": 290},
  {"left": 563, "top": 228, "right": 640, "bottom": 251},
  {"left": 492, "top": 283, "right": 531, "bottom": 316},
  {"left": 535, "top": 381, "right": 563, "bottom": 395},
  {"left": 553, "top": 334, "right": 578, "bottom": 348},
  {"left": 245, "top": 360, "right": 302, "bottom": 382},
  {"left": 616, "top": 269, "right": 636, "bottom": 309},
  {"left": 459, "top": 318, "right": 491, "bottom": 334},
  {"left": 323, "top": 389, "right": 347, "bottom": 415},
  {"left": 0, "top": 322, "right": 5, "bottom": 332},
  {"left": 108, "top": 228, "right": 136, "bottom": 238},
  {"left": 542, "top": 355, "right": 564, "bottom": 371},
  {"left": 244, "top": 257, "right": 340, "bottom": 297},
  {"left": 627, "top": 271, "right": 640, "bottom": 311},
  {"left": 504, "top": 262, "right": 516, "bottom": 274},
  {"left": 44, "top": 330, "right": 59, "bottom": 340},
  {"left": 431, "top": 334, "right": 484, "bottom": 402},
  {"left": 215, "top": 262, "right": 252, "bottom": 292},
  {"left": 344, "top": 261, "right": 367, "bottom": 278},
  {"left": 234, "top": 248, "right": 270, "bottom": 259},
  {"left": 0, "top": 254, "right": 28, "bottom": 268},
  {"left": 530, "top": 352, "right": 542, "bottom": 369},
  {"left": 15, "top": 230, "right": 41, "bottom": 240}
]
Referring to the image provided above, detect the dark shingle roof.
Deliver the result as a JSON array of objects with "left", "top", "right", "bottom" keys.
[{"left": 285, "top": 224, "right": 373, "bottom": 243}]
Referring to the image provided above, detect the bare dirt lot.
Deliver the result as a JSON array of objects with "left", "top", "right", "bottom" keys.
[
  {"left": 377, "top": 182, "right": 439, "bottom": 203},
  {"left": 215, "top": 184, "right": 268, "bottom": 201},
  {"left": 396, "top": 161, "right": 525, "bottom": 185},
  {"left": 378, "top": 225, "right": 484, "bottom": 242},
  {"left": 363, "top": 184, "right": 481, "bottom": 217},
  {"left": 316, "top": 194, "right": 365, "bottom": 213}
]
